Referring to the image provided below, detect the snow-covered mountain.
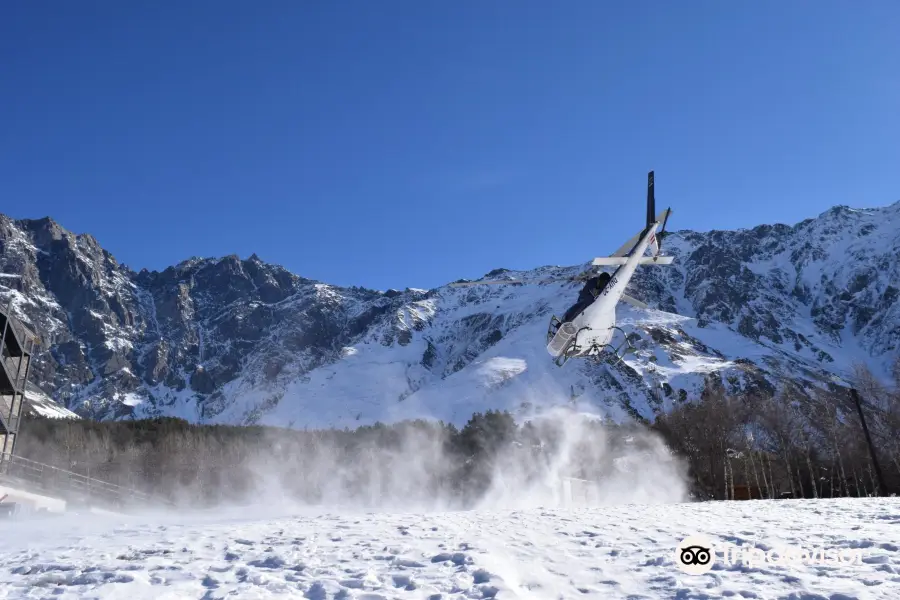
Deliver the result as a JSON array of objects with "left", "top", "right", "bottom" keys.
[{"left": 0, "top": 201, "right": 898, "bottom": 428}]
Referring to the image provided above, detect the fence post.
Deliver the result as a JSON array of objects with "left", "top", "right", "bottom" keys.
[{"left": 849, "top": 387, "right": 890, "bottom": 497}]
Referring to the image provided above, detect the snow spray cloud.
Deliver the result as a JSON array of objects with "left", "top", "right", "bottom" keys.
[
  {"left": 471, "top": 405, "right": 691, "bottom": 510},
  {"left": 236, "top": 420, "right": 462, "bottom": 515},
  {"left": 8, "top": 397, "right": 689, "bottom": 521},
  {"left": 159, "top": 394, "right": 691, "bottom": 516}
]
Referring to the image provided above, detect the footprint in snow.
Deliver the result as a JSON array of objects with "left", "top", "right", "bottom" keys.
[
  {"left": 431, "top": 552, "right": 472, "bottom": 566},
  {"left": 248, "top": 556, "right": 286, "bottom": 569},
  {"left": 393, "top": 558, "right": 426, "bottom": 568},
  {"left": 392, "top": 573, "right": 417, "bottom": 589},
  {"left": 472, "top": 569, "right": 492, "bottom": 583}
]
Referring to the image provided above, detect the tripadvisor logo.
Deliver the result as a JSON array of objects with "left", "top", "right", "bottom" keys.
[
  {"left": 674, "top": 533, "right": 865, "bottom": 574},
  {"left": 675, "top": 534, "right": 716, "bottom": 574}
]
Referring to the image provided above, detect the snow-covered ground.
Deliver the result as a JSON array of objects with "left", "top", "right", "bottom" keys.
[{"left": 1, "top": 497, "right": 898, "bottom": 599}]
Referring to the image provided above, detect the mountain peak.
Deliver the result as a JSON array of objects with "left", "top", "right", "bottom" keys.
[{"left": 0, "top": 201, "right": 897, "bottom": 427}]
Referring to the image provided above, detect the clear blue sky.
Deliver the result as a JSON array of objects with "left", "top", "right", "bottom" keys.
[{"left": 3, "top": 1, "right": 898, "bottom": 291}]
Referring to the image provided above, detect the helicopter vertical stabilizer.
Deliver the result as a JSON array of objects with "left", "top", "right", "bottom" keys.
[{"left": 598, "top": 171, "right": 673, "bottom": 263}]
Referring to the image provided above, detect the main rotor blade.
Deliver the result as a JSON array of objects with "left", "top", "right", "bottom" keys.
[
  {"left": 592, "top": 255, "right": 674, "bottom": 266},
  {"left": 620, "top": 294, "right": 649, "bottom": 309},
  {"left": 448, "top": 279, "right": 524, "bottom": 287},
  {"left": 537, "top": 275, "right": 591, "bottom": 284},
  {"left": 449, "top": 274, "right": 588, "bottom": 288}
]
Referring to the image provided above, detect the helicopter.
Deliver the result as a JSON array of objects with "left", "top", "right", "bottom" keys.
[{"left": 449, "top": 171, "right": 673, "bottom": 367}]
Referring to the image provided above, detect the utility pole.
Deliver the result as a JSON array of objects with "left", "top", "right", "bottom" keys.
[{"left": 849, "top": 386, "right": 890, "bottom": 497}]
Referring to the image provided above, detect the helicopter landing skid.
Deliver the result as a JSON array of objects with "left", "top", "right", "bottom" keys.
[
  {"left": 592, "top": 326, "right": 639, "bottom": 365},
  {"left": 549, "top": 322, "right": 638, "bottom": 368}
]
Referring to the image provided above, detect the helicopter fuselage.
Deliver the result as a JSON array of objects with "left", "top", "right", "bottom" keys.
[
  {"left": 449, "top": 171, "right": 674, "bottom": 368},
  {"left": 546, "top": 221, "right": 660, "bottom": 361}
]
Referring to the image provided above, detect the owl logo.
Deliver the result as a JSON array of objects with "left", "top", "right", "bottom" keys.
[{"left": 675, "top": 534, "right": 717, "bottom": 574}]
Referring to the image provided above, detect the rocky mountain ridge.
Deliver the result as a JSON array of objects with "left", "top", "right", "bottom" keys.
[{"left": 0, "top": 200, "right": 898, "bottom": 428}]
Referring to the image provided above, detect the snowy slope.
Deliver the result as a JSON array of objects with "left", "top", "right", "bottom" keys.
[
  {"left": 650, "top": 203, "right": 900, "bottom": 381},
  {"left": 0, "top": 200, "right": 898, "bottom": 428},
  {"left": 232, "top": 285, "right": 740, "bottom": 430},
  {"left": 22, "top": 386, "right": 79, "bottom": 420},
  {"left": 0, "top": 498, "right": 898, "bottom": 599}
]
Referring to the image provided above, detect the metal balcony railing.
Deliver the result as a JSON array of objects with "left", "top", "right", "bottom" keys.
[
  {"left": 1, "top": 354, "right": 29, "bottom": 392},
  {"left": 0, "top": 454, "right": 173, "bottom": 510},
  {"left": 0, "top": 305, "right": 33, "bottom": 357}
]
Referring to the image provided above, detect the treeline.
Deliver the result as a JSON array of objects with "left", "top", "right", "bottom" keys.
[
  {"left": 13, "top": 363, "right": 899, "bottom": 507},
  {"left": 16, "top": 408, "right": 660, "bottom": 509},
  {"left": 654, "top": 364, "right": 900, "bottom": 500}
]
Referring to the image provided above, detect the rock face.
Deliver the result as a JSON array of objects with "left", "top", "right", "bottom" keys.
[{"left": 0, "top": 201, "right": 898, "bottom": 428}]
